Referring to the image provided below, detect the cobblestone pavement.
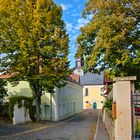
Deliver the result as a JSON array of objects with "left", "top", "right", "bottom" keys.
[{"left": 0, "top": 109, "right": 98, "bottom": 140}]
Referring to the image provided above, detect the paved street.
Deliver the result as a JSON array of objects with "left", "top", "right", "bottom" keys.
[{"left": 0, "top": 109, "right": 99, "bottom": 140}]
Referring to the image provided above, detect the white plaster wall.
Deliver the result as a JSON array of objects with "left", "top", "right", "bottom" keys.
[
  {"left": 56, "top": 81, "right": 83, "bottom": 120},
  {"left": 6, "top": 81, "right": 32, "bottom": 97},
  {"left": 73, "top": 69, "right": 84, "bottom": 76},
  {"left": 13, "top": 104, "right": 31, "bottom": 124},
  {"left": 41, "top": 93, "right": 55, "bottom": 121}
]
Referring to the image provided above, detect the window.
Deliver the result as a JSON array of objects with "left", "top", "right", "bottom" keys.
[
  {"left": 61, "top": 87, "right": 63, "bottom": 94},
  {"left": 85, "top": 88, "right": 88, "bottom": 96},
  {"left": 59, "top": 104, "right": 62, "bottom": 116},
  {"left": 63, "top": 103, "right": 66, "bottom": 114},
  {"left": 101, "top": 101, "right": 104, "bottom": 103},
  {"left": 44, "top": 105, "right": 49, "bottom": 116},
  {"left": 100, "top": 87, "right": 104, "bottom": 96},
  {"left": 71, "top": 102, "right": 73, "bottom": 112},
  {"left": 70, "top": 87, "right": 72, "bottom": 95},
  {"left": 68, "top": 86, "right": 70, "bottom": 94},
  {"left": 86, "top": 101, "right": 89, "bottom": 103},
  {"left": 68, "top": 103, "right": 70, "bottom": 112}
]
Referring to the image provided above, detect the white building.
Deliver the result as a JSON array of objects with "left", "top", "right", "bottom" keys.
[
  {"left": 42, "top": 80, "right": 83, "bottom": 121},
  {"left": 1, "top": 74, "right": 83, "bottom": 124}
]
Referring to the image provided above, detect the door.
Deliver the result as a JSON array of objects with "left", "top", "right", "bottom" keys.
[
  {"left": 44, "top": 105, "right": 50, "bottom": 119},
  {"left": 73, "top": 102, "right": 75, "bottom": 114},
  {"left": 93, "top": 102, "right": 97, "bottom": 109}
]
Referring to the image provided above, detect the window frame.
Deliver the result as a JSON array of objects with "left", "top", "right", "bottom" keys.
[{"left": 85, "top": 88, "right": 89, "bottom": 96}]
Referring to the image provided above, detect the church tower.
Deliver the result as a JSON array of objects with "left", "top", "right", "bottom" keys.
[{"left": 73, "top": 58, "right": 84, "bottom": 76}]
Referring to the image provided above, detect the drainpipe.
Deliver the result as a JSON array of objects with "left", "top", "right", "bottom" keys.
[{"left": 50, "top": 92, "right": 52, "bottom": 120}]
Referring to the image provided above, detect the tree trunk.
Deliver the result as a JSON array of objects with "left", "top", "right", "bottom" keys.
[
  {"left": 35, "top": 95, "right": 41, "bottom": 121},
  {"left": 32, "top": 81, "right": 42, "bottom": 122}
]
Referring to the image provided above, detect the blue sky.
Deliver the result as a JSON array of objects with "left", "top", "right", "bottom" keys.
[{"left": 54, "top": 0, "right": 88, "bottom": 68}]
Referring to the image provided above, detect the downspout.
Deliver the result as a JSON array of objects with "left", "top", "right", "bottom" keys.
[{"left": 50, "top": 92, "right": 52, "bottom": 120}]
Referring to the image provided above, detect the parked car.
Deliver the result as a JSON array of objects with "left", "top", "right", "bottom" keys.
[{"left": 135, "top": 106, "right": 140, "bottom": 116}]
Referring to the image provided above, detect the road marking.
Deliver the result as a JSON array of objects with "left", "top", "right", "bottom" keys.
[
  {"left": 0, "top": 112, "right": 85, "bottom": 138},
  {"left": 93, "top": 110, "right": 100, "bottom": 140}
]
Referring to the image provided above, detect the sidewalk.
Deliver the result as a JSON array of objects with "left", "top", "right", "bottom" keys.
[{"left": 94, "top": 110, "right": 110, "bottom": 140}]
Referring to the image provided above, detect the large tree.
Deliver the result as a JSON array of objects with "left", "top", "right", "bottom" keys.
[
  {"left": 0, "top": 0, "right": 70, "bottom": 121},
  {"left": 76, "top": 0, "right": 140, "bottom": 85}
]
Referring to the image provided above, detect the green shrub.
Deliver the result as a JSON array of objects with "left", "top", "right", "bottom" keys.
[
  {"left": 104, "top": 98, "right": 113, "bottom": 110},
  {"left": 135, "top": 121, "right": 140, "bottom": 133},
  {"left": 0, "top": 102, "right": 10, "bottom": 120}
]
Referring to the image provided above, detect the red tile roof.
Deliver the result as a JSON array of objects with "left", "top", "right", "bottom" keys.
[
  {"left": 0, "top": 72, "right": 81, "bottom": 85},
  {"left": 0, "top": 73, "right": 17, "bottom": 79},
  {"left": 68, "top": 73, "right": 80, "bottom": 83}
]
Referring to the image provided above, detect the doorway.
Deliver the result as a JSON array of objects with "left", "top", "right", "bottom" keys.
[
  {"left": 44, "top": 104, "right": 50, "bottom": 119},
  {"left": 93, "top": 102, "right": 97, "bottom": 109}
]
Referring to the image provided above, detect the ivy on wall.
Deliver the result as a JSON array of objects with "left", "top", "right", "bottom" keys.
[{"left": 9, "top": 96, "right": 35, "bottom": 120}]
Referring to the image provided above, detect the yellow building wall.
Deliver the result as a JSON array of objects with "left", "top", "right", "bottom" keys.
[{"left": 83, "top": 85, "right": 104, "bottom": 109}]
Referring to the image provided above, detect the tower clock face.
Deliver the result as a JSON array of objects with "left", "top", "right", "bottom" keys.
[
  {"left": 77, "top": 61, "right": 81, "bottom": 67},
  {"left": 73, "top": 68, "right": 83, "bottom": 76},
  {"left": 78, "top": 69, "right": 81, "bottom": 73}
]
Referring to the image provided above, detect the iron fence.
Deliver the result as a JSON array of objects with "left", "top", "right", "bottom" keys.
[{"left": 132, "top": 93, "right": 140, "bottom": 139}]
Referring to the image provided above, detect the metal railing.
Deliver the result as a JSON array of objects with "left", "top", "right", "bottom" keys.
[{"left": 132, "top": 94, "right": 140, "bottom": 139}]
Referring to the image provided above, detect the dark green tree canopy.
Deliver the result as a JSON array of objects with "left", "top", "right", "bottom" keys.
[
  {"left": 0, "top": 79, "right": 7, "bottom": 105},
  {"left": 76, "top": 0, "right": 140, "bottom": 81}
]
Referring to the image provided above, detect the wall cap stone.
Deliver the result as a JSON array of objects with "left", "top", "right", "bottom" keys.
[{"left": 113, "top": 76, "right": 136, "bottom": 82}]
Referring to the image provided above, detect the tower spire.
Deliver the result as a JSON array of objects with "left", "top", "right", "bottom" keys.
[{"left": 73, "top": 58, "right": 84, "bottom": 76}]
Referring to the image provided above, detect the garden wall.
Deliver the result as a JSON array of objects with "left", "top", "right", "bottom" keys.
[
  {"left": 103, "top": 108, "right": 115, "bottom": 140},
  {"left": 13, "top": 104, "right": 31, "bottom": 124}
]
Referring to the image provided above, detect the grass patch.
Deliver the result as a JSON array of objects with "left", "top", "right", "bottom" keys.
[{"left": 88, "top": 121, "right": 97, "bottom": 140}]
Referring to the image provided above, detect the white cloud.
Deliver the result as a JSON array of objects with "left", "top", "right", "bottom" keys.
[
  {"left": 78, "top": 18, "right": 89, "bottom": 25},
  {"left": 66, "top": 22, "right": 73, "bottom": 32},
  {"left": 60, "top": 4, "right": 72, "bottom": 11},
  {"left": 87, "top": 14, "right": 93, "bottom": 20},
  {"left": 71, "top": 30, "right": 76, "bottom": 34},
  {"left": 71, "top": 44, "right": 76, "bottom": 49},
  {"left": 69, "top": 53, "right": 75, "bottom": 57},
  {"left": 69, "top": 34, "right": 78, "bottom": 42},
  {"left": 75, "top": 18, "right": 89, "bottom": 30},
  {"left": 72, "top": 34, "right": 78, "bottom": 40}
]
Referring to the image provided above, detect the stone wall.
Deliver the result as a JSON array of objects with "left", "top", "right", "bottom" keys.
[{"left": 103, "top": 108, "right": 115, "bottom": 140}]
